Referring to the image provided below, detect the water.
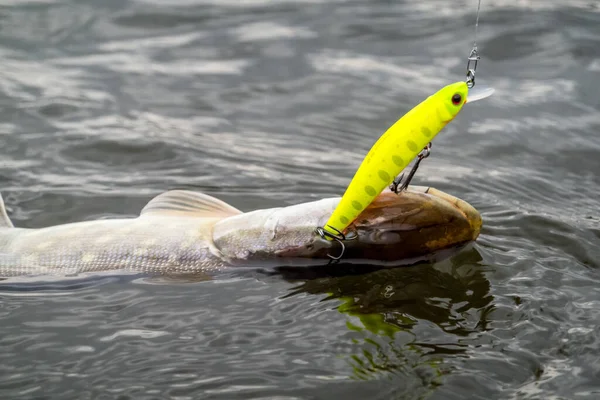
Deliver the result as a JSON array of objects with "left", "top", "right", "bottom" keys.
[{"left": 1, "top": 0, "right": 599, "bottom": 398}]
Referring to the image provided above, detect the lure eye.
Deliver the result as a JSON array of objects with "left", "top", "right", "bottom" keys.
[{"left": 451, "top": 93, "right": 462, "bottom": 105}]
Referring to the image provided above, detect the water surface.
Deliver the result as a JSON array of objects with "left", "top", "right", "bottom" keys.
[{"left": 1, "top": 0, "right": 600, "bottom": 398}]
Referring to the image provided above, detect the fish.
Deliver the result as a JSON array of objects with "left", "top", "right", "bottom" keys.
[
  {"left": 0, "top": 185, "right": 481, "bottom": 278},
  {"left": 324, "top": 81, "right": 470, "bottom": 235}
]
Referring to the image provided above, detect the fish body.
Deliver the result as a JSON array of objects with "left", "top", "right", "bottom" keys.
[
  {"left": 325, "top": 81, "right": 469, "bottom": 234},
  {"left": 0, "top": 216, "right": 223, "bottom": 277},
  {"left": 0, "top": 186, "right": 481, "bottom": 278}
]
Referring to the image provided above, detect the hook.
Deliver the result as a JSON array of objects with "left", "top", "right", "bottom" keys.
[
  {"left": 390, "top": 142, "right": 432, "bottom": 194},
  {"left": 315, "top": 225, "right": 357, "bottom": 263}
]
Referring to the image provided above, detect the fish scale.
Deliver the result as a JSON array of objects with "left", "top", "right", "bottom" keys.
[
  {"left": 0, "top": 217, "right": 224, "bottom": 276},
  {"left": 0, "top": 190, "right": 336, "bottom": 277}
]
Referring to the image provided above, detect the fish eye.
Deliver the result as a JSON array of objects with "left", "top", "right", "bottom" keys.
[{"left": 451, "top": 93, "right": 462, "bottom": 105}]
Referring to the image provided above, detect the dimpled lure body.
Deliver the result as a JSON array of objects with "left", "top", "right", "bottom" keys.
[{"left": 324, "top": 81, "right": 469, "bottom": 234}]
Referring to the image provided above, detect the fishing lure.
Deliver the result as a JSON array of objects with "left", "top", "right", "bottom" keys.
[
  {"left": 317, "top": 0, "right": 494, "bottom": 250},
  {"left": 322, "top": 81, "right": 470, "bottom": 236}
]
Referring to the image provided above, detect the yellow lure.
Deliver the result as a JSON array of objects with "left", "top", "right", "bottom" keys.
[{"left": 325, "top": 81, "right": 469, "bottom": 235}]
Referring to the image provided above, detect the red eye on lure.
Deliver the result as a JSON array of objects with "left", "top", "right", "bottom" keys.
[{"left": 452, "top": 93, "right": 463, "bottom": 105}]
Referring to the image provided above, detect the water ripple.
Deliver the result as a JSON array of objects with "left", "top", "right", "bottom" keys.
[{"left": 0, "top": 0, "right": 599, "bottom": 399}]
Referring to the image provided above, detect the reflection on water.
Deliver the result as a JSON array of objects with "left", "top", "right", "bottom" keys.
[{"left": 282, "top": 247, "right": 493, "bottom": 382}]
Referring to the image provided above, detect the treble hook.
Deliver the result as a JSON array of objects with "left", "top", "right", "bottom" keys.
[
  {"left": 315, "top": 225, "right": 357, "bottom": 263},
  {"left": 390, "top": 142, "right": 432, "bottom": 194}
]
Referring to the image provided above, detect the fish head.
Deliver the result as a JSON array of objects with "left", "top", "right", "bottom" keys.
[
  {"left": 435, "top": 81, "right": 469, "bottom": 123},
  {"left": 336, "top": 186, "right": 481, "bottom": 264},
  {"left": 274, "top": 186, "right": 482, "bottom": 266}
]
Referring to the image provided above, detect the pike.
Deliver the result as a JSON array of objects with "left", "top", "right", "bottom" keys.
[{"left": 0, "top": 186, "right": 481, "bottom": 278}]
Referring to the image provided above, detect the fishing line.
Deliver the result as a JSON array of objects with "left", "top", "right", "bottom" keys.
[
  {"left": 473, "top": 0, "right": 481, "bottom": 49},
  {"left": 466, "top": 0, "right": 483, "bottom": 88}
]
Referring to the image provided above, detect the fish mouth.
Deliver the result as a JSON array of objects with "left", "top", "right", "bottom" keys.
[{"left": 339, "top": 185, "right": 482, "bottom": 263}]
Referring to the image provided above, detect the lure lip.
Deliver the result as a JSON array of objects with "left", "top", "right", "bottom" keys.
[{"left": 466, "top": 85, "right": 495, "bottom": 103}]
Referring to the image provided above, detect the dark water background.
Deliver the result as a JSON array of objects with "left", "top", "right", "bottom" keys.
[{"left": 1, "top": 0, "right": 600, "bottom": 398}]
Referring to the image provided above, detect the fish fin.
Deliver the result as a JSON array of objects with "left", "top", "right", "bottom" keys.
[
  {"left": 0, "top": 193, "right": 14, "bottom": 228},
  {"left": 140, "top": 190, "right": 242, "bottom": 218}
]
